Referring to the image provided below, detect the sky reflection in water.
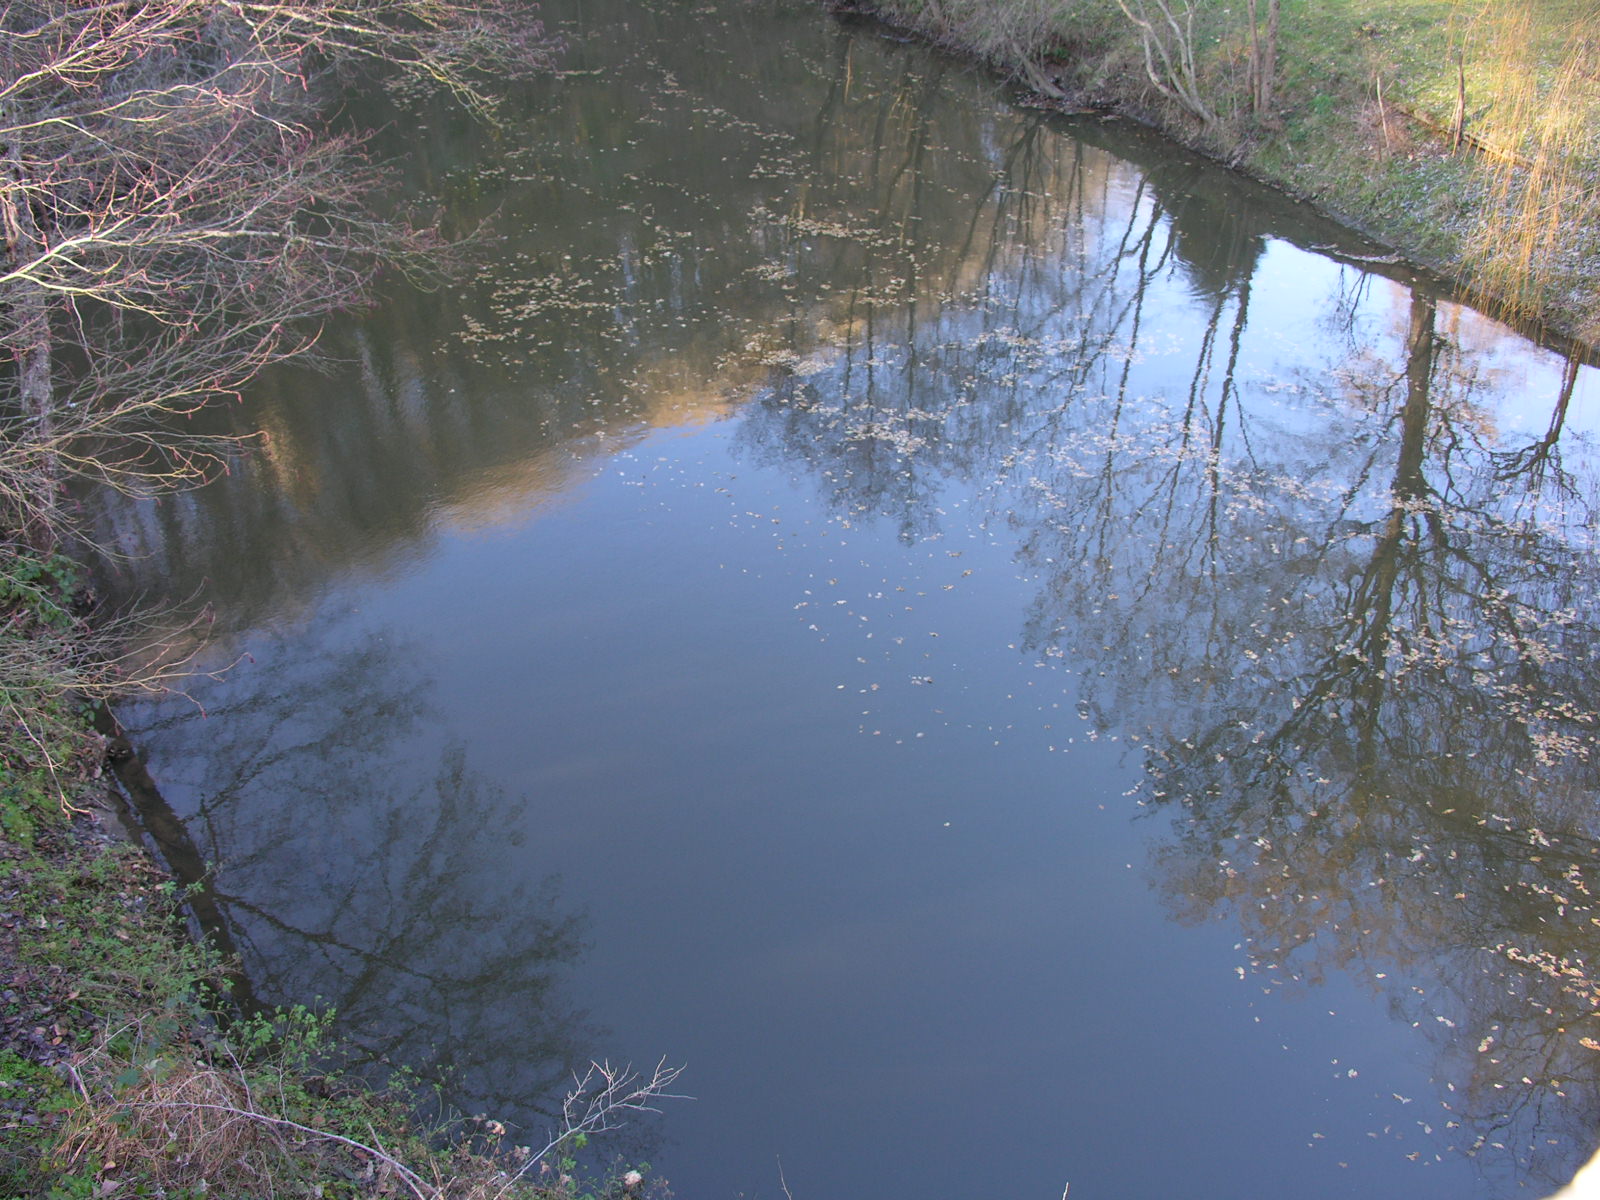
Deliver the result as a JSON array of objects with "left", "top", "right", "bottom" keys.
[{"left": 104, "top": 1, "right": 1600, "bottom": 1196}]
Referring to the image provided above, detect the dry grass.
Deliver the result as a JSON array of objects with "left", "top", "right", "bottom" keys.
[
  {"left": 60, "top": 1052, "right": 398, "bottom": 1197},
  {"left": 48, "top": 1017, "right": 682, "bottom": 1200},
  {"left": 54, "top": 1023, "right": 435, "bottom": 1198},
  {"left": 1451, "top": 0, "right": 1600, "bottom": 323}
]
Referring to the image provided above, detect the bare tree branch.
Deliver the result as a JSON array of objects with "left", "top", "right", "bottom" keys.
[
  {"left": 1114, "top": 0, "right": 1217, "bottom": 127},
  {"left": 1, "top": 1, "right": 557, "bottom": 549},
  {"left": 500, "top": 1058, "right": 690, "bottom": 1195}
]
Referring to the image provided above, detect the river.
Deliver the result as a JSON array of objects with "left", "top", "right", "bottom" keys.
[{"left": 97, "top": 0, "right": 1600, "bottom": 1196}]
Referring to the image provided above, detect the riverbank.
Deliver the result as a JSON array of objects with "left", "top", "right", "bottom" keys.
[
  {"left": 0, "top": 573, "right": 669, "bottom": 1195},
  {"left": 0, "top": 747, "right": 668, "bottom": 1199},
  {"left": 0, "top": 1, "right": 680, "bottom": 1190},
  {"left": 836, "top": 0, "right": 1600, "bottom": 347},
  {"left": 0, "top": 561, "right": 673, "bottom": 1194}
]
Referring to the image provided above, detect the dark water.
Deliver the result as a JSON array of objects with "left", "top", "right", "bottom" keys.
[{"left": 98, "top": 1, "right": 1600, "bottom": 1196}]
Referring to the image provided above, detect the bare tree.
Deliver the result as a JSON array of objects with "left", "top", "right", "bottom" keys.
[
  {"left": 0, "top": 1, "right": 555, "bottom": 549},
  {"left": 1114, "top": 0, "right": 1217, "bottom": 127},
  {"left": 1246, "top": 0, "right": 1280, "bottom": 120}
]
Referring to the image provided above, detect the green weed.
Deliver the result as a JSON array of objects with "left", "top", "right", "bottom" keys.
[
  {"left": 0, "top": 549, "right": 94, "bottom": 846},
  {"left": 0, "top": 1050, "right": 78, "bottom": 1194}
]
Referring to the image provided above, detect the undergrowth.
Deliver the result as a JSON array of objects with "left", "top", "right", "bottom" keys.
[{"left": 0, "top": 549, "right": 94, "bottom": 846}]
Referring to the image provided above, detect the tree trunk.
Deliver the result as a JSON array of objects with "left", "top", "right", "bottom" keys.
[
  {"left": 1249, "top": 0, "right": 1279, "bottom": 118},
  {"left": 1247, "top": 0, "right": 1262, "bottom": 112},
  {"left": 1261, "top": 0, "right": 1279, "bottom": 115}
]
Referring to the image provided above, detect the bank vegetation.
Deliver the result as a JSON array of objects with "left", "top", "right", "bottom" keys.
[{"left": 843, "top": 0, "right": 1600, "bottom": 345}]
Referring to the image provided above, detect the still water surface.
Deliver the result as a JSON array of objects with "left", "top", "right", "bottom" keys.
[{"left": 102, "top": 0, "right": 1600, "bottom": 1196}]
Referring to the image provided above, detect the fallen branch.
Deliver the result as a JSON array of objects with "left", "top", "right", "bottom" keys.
[{"left": 501, "top": 1058, "right": 690, "bottom": 1195}]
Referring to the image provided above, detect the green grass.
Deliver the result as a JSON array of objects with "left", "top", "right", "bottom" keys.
[
  {"left": 0, "top": 1048, "right": 77, "bottom": 1195},
  {"left": 0, "top": 549, "right": 91, "bottom": 846}
]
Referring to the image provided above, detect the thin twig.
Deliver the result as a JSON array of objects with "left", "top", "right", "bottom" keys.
[{"left": 497, "top": 1058, "right": 689, "bottom": 1197}]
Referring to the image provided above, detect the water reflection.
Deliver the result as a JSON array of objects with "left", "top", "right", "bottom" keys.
[
  {"left": 88, "top": 0, "right": 1408, "bottom": 622},
  {"left": 97, "top": 0, "right": 1600, "bottom": 1193},
  {"left": 1123, "top": 291, "right": 1600, "bottom": 1184},
  {"left": 732, "top": 124, "right": 1600, "bottom": 1184},
  {"left": 128, "top": 614, "right": 595, "bottom": 1124}
]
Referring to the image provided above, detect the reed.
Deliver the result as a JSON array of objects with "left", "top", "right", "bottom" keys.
[{"left": 1454, "top": 0, "right": 1600, "bottom": 325}]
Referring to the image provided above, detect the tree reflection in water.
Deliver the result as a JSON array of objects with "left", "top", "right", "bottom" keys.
[
  {"left": 127, "top": 612, "right": 598, "bottom": 1135},
  {"left": 732, "top": 102, "right": 1600, "bottom": 1189},
  {"left": 93, "top": 5, "right": 1600, "bottom": 1189}
]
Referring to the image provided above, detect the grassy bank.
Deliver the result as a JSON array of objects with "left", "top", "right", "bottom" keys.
[
  {"left": 0, "top": 833, "right": 664, "bottom": 1200},
  {"left": 845, "top": 0, "right": 1600, "bottom": 345}
]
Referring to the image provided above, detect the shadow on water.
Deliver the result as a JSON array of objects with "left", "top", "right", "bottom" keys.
[{"left": 96, "top": 702, "right": 258, "bottom": 1013}]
